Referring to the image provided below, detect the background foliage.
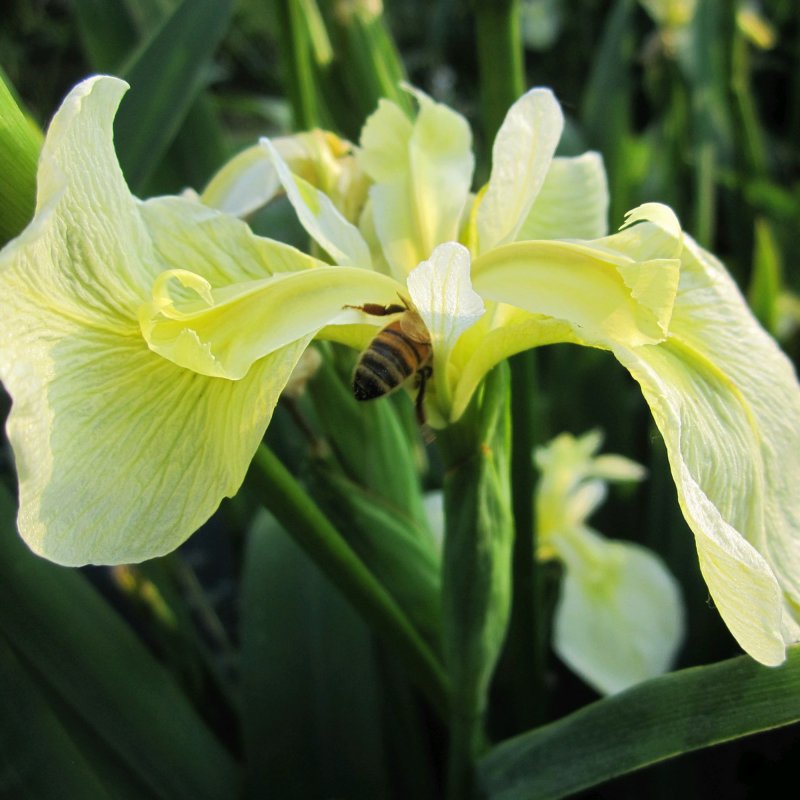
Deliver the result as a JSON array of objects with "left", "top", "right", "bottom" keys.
[{"left": 1, "top": 0, "right": 799, "bottom": 797}]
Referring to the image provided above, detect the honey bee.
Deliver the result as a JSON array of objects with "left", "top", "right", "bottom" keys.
[{"left": 347, "top": 297, "right": 432, "bottom": 425}]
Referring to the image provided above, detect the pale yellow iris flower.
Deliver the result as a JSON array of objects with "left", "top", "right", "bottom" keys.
[
  {"left": 1, "top": 76, "right": 799, "bottom": 670},
  {"left": 535, "top": 431, "right": 684, "bottom": 694}
]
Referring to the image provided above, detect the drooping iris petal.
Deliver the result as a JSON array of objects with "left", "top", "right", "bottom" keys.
[
  {"left": 610, "top": 234, "right": 800, "bottom": 665},
  {"left": 406, "top": 242, "right": 484, "bottom": 410},
  {"left": 7, "top": 319, "right": 308, "bottom": 566},
  {"left": 471, "top": 235, "right": 680, "bottom": 349},
  {"left": 476, "top": 88, "right": 564, "bottom": 252},
  {"left": 0, "top": 76, "right": 320, "bottom": 565},
  {"left": 140, "top": 263, "right": 405, "bottom": 379},
  {"left": 358, "top": 89, "right": 474, "bottom": 277},
  {"left": 517, "top": 153, "right": 609, "bottom": 241},
  {"left": 551, "top": 525, "right": 685, "bottom": 695},
  {"left": 262, "top": 138, "right": 372, "bottom": 268},
  {"left": 470, "top": 198, "right": 800, "bottom": 663}
]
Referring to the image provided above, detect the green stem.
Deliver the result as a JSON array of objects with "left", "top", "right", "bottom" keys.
[
  {"left": 248, "top": 444, "right": 449, "bottom": 720},
  {"left": 274, "top": 0, "right": 325, "bottom": 129},
  {"left": 504, "top": 350, "right": 547, "bottom": 730},
  {"left": 439, "top": 366, "right": 514, "bottom": 799},
  {"left": 474, "top": 0, "right": 525, "bottom": 159},
  {"left": 692, "top": 139, "right": 716, "bottom": 249},
  {"left": 730, "top": 27, "right": 768, "bottom": 179},
  {"left": 474, "top": 0, "right": 544, "bottom": 736}
]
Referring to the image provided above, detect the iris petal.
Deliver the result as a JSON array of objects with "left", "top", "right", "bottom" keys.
[
  {"left": 0, "top": 76, "right": 336, "bottom": 565},
  {"left": 518, "top": 153, "right": 609, "bottom": 241},
  {"left": 552, "top": 525, "right": 685, "bottom": 694},
  {"left": 141, "top": 265, "right": 404, "bottom": 379},
  {"left": 262, "top": 138, "right": 372, "bottom": 268},
  {"left": 358, "top": 90, "right": 474, "bottom": 277},
  {"left": 406, "top": 242, "right": 484, "bottom": 410},
  {"left": 476, "top": 88, "right": 564, "bottom": 252},
  {"left": 612, "top": 235, "right": 800, "bottom": 664}
]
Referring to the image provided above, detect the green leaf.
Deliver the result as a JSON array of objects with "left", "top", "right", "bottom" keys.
[
  {"left": 321, "top": 0, "right": 412, "bottom": 135},
  {"left": 747, "top": 216, "right": 783, "bottom": 335},
  {"left": 478, "top": 645, "right": 800, "bottom": 800},
  {"left": 0, "top": 68, "right": 41, "bottom": 245},
  {"left": 73, "top": 0, "right": 138, "bottom": 72},
  {"left": 74, "top": 0, "right": 228, "bottom": 195},
  {"left": 310, "top": 466, "right": 441, "bottom": 649},
  {"left": 272, "top": 0, "right": 331, "bottom": 130},
  {"left": 474, "top": 0, "right": 525, "bottom": 157},
  {"left": 0, "top": 638, "right": 114, "bottom": 799},
  {"left": 239, "top": 510, "right": 388, "bottom": 798},
  {"left": 308, "top": 354, "right": 430, "bottom": 531},
  {"left": 114, "top": 0, "right": 235, "bottom": 191},
  {"left": 580, "top": 0, "right": 636, "bottom": 227},
  {"left": 0, "top": 486, "right": 240, "bottom": 800},
  {"left": 247, "top": 445, "right": 449, "bottom": 719}
]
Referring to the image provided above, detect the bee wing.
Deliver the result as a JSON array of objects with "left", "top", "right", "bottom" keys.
[{"left": 399, "top": 310, "right": 431, "bottom": 344}]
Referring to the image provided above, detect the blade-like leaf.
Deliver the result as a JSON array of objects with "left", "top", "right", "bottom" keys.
[
  {"left": 308, "top": 355, "right": 430, "bottom": 533},
  {"left": 74, "top": 0, "right": 228, "bottom": 195},
  {"left": 114, "top": 0, "right": 234, "bottom": 190},
  {"left": 247, "top": 445, "right": 449, "bottom": 720},
  {"left": 240, "top": 511, "right": 388, "bottom": 798},
  {"left": 747, "top": 216, "right": 783, "bottom": 335},
  {"left": 0, "top": 68, "right": 41, "bottom": 245},
  {"left": 0, "top": 486, "right": 239, "bottom": 800},
  {"left": 478, "top": 645, "right": 800, "bottom": 800},
  {"left": 310, "top": 466, "right": 441, "bottom": 649},
  {"left": 0, "top": 638, "right": 114, "bottom": 799},
  {"left": 73, "top": 0, "right": 138, "bottom": 72}
]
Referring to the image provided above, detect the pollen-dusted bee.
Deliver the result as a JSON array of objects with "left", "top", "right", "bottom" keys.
[{"left": 346, "top": 297, "right": 432, "bottom": 424}]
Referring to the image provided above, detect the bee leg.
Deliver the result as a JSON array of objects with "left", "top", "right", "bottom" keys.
[
  {"left": 414, "top": 365, "right": 434, "bottom": 433},
  {"left": 343, "top": 302, "right": 406, "bottom": 317}
]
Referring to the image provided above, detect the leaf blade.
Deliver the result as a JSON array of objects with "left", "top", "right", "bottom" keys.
[
  {"left": 479, "top": 645, "right": 800, "bottom": 800},
  {"left": 0, "top": 486, "right": 240, "bottom": 800},
  {"left": 114, "top": 0, "right": 234, "bottom": 190}
]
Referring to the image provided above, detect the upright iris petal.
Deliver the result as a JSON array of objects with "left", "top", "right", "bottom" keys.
[
  {"left": 357, "top": 87, "right": 474, "bottom": 278},
  {"left": 406, "top": 243, "right": 485, "bottom": 414},
  {"left": 476, "top": 88, "right": 564, "bottom": 251}
]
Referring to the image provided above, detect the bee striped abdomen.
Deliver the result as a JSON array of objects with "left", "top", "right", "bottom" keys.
[{"left": 353, "top": 321, "right": 430, "bottom": 401}]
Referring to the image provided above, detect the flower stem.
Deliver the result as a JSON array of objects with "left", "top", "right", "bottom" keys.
[
  {"left": 273, "top": 0, "right": 326, "bottom": 129},
  {"left": 249, "top": 444, "right": 449, "bottom": 720},
  {"left": 505, "top": 350, "right": 548, "bottom": 729},
  {"left": 475, "top": 0, "right": 547, "bottom": 734},
  {"left": 439, "top": 365, "right": 514, "bottom": 798},
  {"left": 474, "top": 0, "right": 525, "bottom": 156}
]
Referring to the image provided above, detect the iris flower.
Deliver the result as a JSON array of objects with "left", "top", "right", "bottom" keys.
[
  {"left": 1, "top": 75, "right": 799, "bottom": 669},
  {"left": 535, "top": 431, "right": 684, "bottom": 695}
]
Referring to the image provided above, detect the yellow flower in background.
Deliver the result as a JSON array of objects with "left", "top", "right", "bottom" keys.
[
  {"left": 535, "top": 431, "right": 684, "bottom": 695},
  {"left": 197, "top": 129, "right": 369, "bottom": 223}
]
